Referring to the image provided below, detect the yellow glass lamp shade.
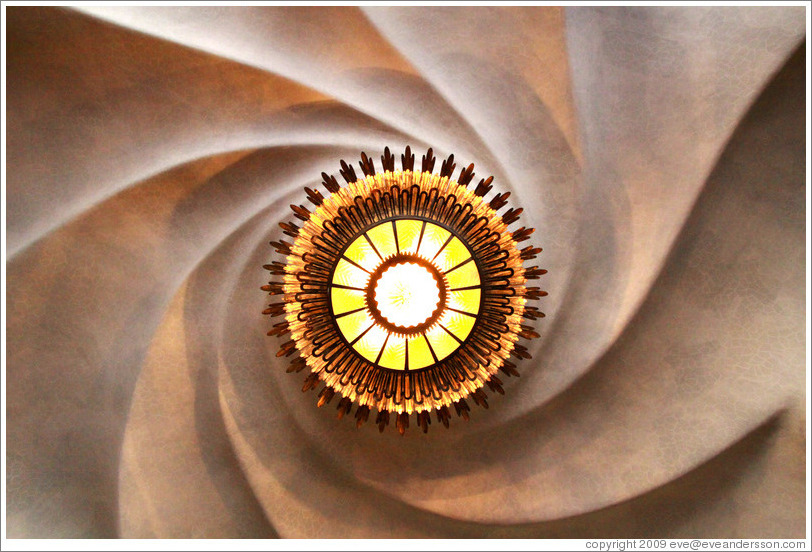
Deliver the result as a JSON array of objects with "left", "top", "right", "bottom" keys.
[
  {"left": 329, "top": 219, "right": 481, "bottom": 373},
  {"left": 262, "top": 147, "right": 546, "bottom": 435}
]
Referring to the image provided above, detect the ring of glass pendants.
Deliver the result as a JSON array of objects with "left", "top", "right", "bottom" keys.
[{"left": 329, "top": 217, "right": 482, "bottom": 372}]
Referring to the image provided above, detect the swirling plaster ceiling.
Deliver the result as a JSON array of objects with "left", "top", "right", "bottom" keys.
[{"left": 4, "top": 6, "right": 807, "bottom": 539}]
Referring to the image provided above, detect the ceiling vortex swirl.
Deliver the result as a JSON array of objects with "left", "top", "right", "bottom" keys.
[{"left": 4, "top": 5, "right": 806, "bottom": 539}]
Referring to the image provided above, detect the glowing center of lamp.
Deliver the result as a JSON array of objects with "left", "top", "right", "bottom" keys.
[{"left": 374, "top": 262, "right": 441, "bottom": 329}]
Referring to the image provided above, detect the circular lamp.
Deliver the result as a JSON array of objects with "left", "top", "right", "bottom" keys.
[{"left": 263, "top": 147, "right": 546, "bottom": 434}]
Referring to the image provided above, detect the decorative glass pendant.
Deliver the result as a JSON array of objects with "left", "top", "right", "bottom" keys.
[{"left": 262, "top": 147, "right": 546, "bottom": 434}]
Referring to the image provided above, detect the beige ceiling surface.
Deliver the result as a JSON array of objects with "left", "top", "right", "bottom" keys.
[{"left": 5, "top": 6, "right": 807, "bottom": 538}]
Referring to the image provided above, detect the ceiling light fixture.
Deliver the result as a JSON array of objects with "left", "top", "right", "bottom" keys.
[{"left": 262, "top": 147, "right": 546, "bottom": 434}]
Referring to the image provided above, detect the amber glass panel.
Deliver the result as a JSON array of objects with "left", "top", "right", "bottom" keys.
[
  {"left": 353, "top": 324, "right": 389, "bottom": 363},
  {"left": 438, "top": 310, "right": 476, "bottom": 341},
  {"left": 344, "top": 235, "right": 380, "bottom": 271},
  {"left": 417, "top": 223, "right": 450, "bottom": 260},
  {"left": 332, "top": 258, "right": 370, "bottom": 288},
  {"left": 425, "top": 324, "right": 459, "bottom": 361},
  {"left": 433, "top": 236, "right": 470, "bottom": 272},
  {"left": 407, "top": 335, "right": 434, "bottom": 370},
  {"left": 395, "top": 219, "right": 423, "bottom": 254},
  {"left": 367, "top": 221, "right": 397, "bottom": 259},
  {"left": 445, "top": 259, "right": 480, "bottom": 289},
  {"left": 379, "top": 333, "right": 406, "bottom": 370},
  {"left": 335, "top": 310, "right": 373, "bottom": 343},
  {"left": 331, "top": 288, "right": 366, "bottom": 315},
  {"left": 447, "top": 289, "right": 481, "bottom": 315}
]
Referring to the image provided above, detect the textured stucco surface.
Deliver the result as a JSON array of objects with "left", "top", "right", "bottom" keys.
[{"left": 4, "top": 6, "right": 807, "bottom": 538}]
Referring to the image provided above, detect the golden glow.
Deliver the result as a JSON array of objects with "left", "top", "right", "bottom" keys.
[
  {"left": 328, "top": 217, "right": 483, "bottom": 372},
  {"left": 374, "top": 262, "right": 440, "bottom": 328}
]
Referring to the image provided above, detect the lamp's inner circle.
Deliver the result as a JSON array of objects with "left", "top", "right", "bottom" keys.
[
  {"left": 374, "top": 261, "right": 440, "bottom": 329},
  {"left": 365, "top": 254, "right": 447, "bottom": 336}
]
